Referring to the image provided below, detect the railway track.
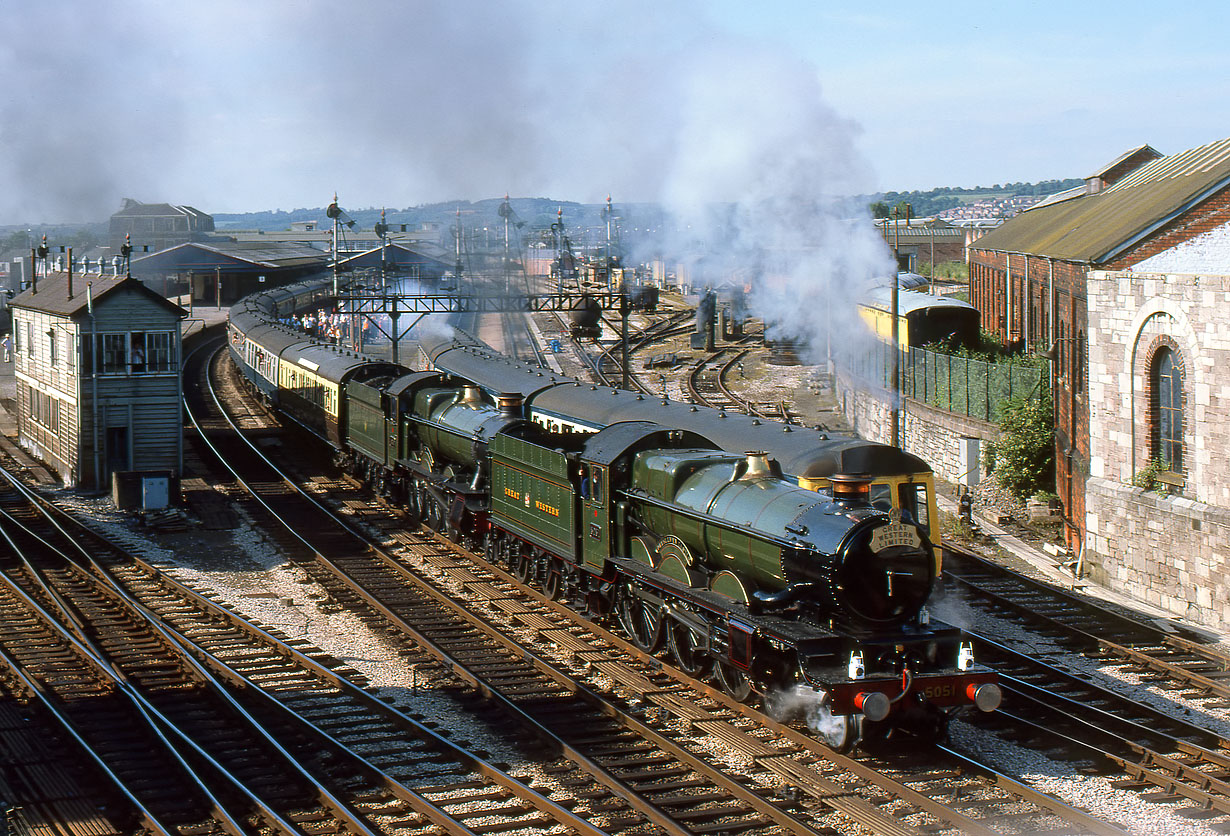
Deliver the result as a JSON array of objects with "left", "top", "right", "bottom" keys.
[
  {"left": 0, "top": 417, "right": 615, "bottom": 833},
  {"left": 0, "top": 468, "right": 468, "bottom": 836},
  {"left": 684, "top": 346, "right": 754, "bottom": 413},
  {"left": 683, "top": 342, "right": 803, "bottom": 425},
  {"left": 591, "top": 310, "right": 693, "bottom": 392},
  {"left": 943, "top": 546, "right": 1230, "bottom": 824},
  {"left": 193, "top": 342, "right": 830, "bottom": 835},
  {"left": 944, "top": 548, "right": 1227, "bottom": 699},
  {"left": 195, "top": 337, "right": 1139, "bottom": 836}
]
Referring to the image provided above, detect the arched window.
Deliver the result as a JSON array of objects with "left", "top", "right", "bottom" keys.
[{"left": 1152, "top": 346, "right": 1183, "bottom": 472}]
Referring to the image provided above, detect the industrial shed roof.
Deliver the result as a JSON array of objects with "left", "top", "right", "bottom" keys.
[
  {"left": 131, "top": 240, "right": 328, "bottom": 272},
  {"left": 970, "top": 137, "right": 1230, "bottom": 264},
  {"left": 339, "top": 242, "right": 450, "bottom": 273},
  {"left": 112, "top": 200, "right": 210, "bottom": 219}
]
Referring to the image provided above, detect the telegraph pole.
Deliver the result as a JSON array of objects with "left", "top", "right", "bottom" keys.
[{"left": 890, "top": 203, "right": 911, "bottom": 448}]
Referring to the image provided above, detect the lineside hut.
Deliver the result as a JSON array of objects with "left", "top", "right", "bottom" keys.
[{"left": 10, "top": 271, "right": 188, "bottom": 493}]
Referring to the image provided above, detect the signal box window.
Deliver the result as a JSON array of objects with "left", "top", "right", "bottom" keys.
[
  {"left": 147, "top": 332, "right": 173, "bottom": 371},
  {"left": 130, "top": 333, "right": 147, "bottom": 372},
  {"left": 101, "top": 334, "right": 127, "bottom": 373}
]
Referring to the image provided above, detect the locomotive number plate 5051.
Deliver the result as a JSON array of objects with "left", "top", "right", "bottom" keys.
[{"left": 870, "top": 522, "right": 922, "bottom": 552}]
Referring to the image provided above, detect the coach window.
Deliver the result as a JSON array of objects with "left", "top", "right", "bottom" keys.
[{"left": 1153, "top": 345, "right": 1183, "bottom": 473}]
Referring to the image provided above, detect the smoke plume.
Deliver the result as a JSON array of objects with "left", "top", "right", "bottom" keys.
[{"left": 3, "top": 1, "right": 894, "bottom": 363}]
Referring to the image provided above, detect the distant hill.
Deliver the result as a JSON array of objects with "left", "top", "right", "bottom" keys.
[
  {"left": 2, "top": 180, "right": 1086, "bottom": 249},
  {"left": 212, "top": 198, "right": 667, "bottom": 244}
]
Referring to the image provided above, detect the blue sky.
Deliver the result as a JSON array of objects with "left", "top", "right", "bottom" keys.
[
  {"left": 707, "top": 1, "right": 1229, "bottom": 191},
  {"left": 2, "top": 0, "right": 1227, "bottom": 223}
]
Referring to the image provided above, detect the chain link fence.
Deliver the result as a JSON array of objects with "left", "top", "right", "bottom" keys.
[
  {"left": 849, "top": 342, "right": 1047, "bottom": 423},
  {"left": 907, "top": 346, "right": 1046, "bottom": 422}
]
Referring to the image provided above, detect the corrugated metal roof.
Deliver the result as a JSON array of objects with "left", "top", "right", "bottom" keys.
[
  {"left": 131, "top": 240, "right": 328, "bottom": 270},
  {"left": 1085, "top": 143, "right": 1160, "bottom": 180},
  {"left": 971, "top": 137, "right": 1230, "bottom": 264},
  {"left": 1029, "top": 184, "right": 1086, "bottom": 211},
  {"left": 112, "top": 201, "right": 208, "bottom": 218}
]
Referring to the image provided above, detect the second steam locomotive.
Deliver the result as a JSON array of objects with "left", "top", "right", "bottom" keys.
[{"left": 227, "top": 277, "right": 1000, "bottom": 750}]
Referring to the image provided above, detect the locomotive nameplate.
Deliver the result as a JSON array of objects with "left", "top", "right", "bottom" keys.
[{"left": 870, "top": 521, "right": 922, "bottom": 552}]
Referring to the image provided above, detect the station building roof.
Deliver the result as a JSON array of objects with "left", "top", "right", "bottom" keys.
[
  {"left": 338, "top": 242, "right": 451, "bottom": 274},
  {"left": 970, "top": 137, "right": 1230, "bottom": 264}
]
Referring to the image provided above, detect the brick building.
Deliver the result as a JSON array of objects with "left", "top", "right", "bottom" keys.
[
  {"left": 874, "top": 218, "right": 967, "bottom": 273},
  {"left": 110, "top": 199, "right": 214, "bottom": 255},
  {"left": 968, "top": 137, "right": 1230, "bottom": 587}
]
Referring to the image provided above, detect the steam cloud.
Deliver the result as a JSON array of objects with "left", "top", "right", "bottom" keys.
[{"left": 3, "top": 0, "right": 894, "bottom": 366}]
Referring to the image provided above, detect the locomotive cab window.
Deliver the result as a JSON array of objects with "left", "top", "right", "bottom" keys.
[
  {"left": 591, "top": 467, "right": 604, "bottom": 503},
  {"left": 869, "top": 484, "right": 893, "bottom": 511}
]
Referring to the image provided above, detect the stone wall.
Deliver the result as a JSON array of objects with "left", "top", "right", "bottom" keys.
[
  {"left": 1085, "top": 269, "right": 1230, "bottom": 632},
  {"left": 839, "top": 378, "right": 998, "bottom": 488},
  {"left": 1085, "top": 477, "right": 1230, "bottom": 629},
  {"left": 1086, "top": 270, "right": 1230, "bottom": 506}
]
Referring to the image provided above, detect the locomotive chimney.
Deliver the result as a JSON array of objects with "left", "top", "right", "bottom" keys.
[
  {"left": 740, "top": 451, "right": 773, "bottom": 480},
  {"left": 829, "top": 473, "right": 873, "bottom": 503},
  {"left": 497, "top": 392, "right": 523, "bottom": 418},
  {"left": 459, "top": 385, "right": 483, "bottom": 406}
]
